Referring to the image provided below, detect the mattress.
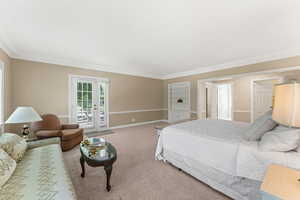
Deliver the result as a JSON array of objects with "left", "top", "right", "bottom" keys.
[{"left": 156, "top": 119, "right": 249, "bottom": 177}]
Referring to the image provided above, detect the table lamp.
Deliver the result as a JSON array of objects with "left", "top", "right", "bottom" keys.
[
  {"left": 272, "top": 81, "right": 300, "bottom": 128},
  {"left": 5, "top": 106, "right": 42, "bottom": 137}
]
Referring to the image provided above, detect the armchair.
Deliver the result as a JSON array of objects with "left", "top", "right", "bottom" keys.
[{"left": 31, "top": 114, "right": 84, "bottom": 151}]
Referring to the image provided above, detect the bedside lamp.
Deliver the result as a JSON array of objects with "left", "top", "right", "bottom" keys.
[
  {"left": 5, "top": 107, "right": 42, "bottom": 137},
  {"left": 272, "top": 81, "right": 300, "bottom": 128}
]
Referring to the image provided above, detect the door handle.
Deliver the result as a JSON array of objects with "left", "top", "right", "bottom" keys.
[{"left": 93, "top": 104, "right": 97, "bottom": 111}]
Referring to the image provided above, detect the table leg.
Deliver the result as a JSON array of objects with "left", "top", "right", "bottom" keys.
[
  {"left": 80, "top": 156, "right": 85, "bottom": 178},
  {"left": 104, "top": 165, "right": 112, "bottom": 191}
]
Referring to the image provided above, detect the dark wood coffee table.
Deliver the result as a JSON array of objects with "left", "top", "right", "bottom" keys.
[{"left": 79, "top": 138, "right": 117, "bottom": 191}]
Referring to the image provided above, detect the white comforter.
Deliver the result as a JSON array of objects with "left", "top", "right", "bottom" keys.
[{"left": 155, "top": 119, "right": 300, "bottom": 181}]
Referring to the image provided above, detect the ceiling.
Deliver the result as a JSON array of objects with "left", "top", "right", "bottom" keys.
[{"left": 0, "top": 0, "right": 300, "bottom": 79}]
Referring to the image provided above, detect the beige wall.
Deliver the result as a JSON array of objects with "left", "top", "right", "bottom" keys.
[
  {"left": 11, "top": 59, "right": 164, "bottom": 128},
  {"left": 163, "top": 56, "right": 300, "bottom": 121},
  {"left": 0, "top": 49, "right": 12, "bottom": 129}
]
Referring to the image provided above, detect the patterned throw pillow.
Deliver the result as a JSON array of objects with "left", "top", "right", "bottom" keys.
[
  {"left": 0, "top": 133, "right": 27, "bottom": 162},
  {"left": 0, "top": 148, "right": 16, "bottom": 188}
]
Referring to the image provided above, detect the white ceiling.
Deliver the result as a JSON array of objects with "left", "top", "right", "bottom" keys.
[{"left": 0, "top": 0, "right": 300, "bottom": 79}]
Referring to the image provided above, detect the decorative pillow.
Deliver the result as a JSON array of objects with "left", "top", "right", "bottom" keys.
[
  {"left": 243, "top": 110, "right": 277, "bottom": 141},
  {"left": 259, "top": 129, "right": 300, "bottom": 152},
  {"left": 0, "top": 148, "right": 16, "bottom": 188},
  {"left": 0, "top": 133, "right": 27, "bottom": 162}
]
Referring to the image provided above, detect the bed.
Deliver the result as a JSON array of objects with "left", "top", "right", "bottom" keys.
[{"left": 155, "top": 119, "right": 300, "bottom": 200}]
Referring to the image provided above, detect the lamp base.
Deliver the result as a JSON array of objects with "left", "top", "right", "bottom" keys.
[{"left": 22, "top": 125, "right": 30, "bottom": 138}]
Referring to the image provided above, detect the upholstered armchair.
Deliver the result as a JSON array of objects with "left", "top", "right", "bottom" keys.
[{"left": 31, "top": 114, "right": 84, "bottom": 151}]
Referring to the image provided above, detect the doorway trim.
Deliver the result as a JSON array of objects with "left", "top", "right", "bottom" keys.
[
  {"left": 68, "top": 74, "right": 110, "bottom": 132},
  {"left": 250, "top": 76, "right": 283, "bottom": 122},
  {"left": 168, "top": 81, "right": 191, "bottom": 123}
]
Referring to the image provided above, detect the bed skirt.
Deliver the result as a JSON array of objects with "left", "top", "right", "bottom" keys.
[{"left": 163, "top": 150, "right": 262, "bottom": 200}]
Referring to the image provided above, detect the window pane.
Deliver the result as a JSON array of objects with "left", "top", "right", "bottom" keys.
[
  {"left": 83, "top": 92, "right": 88, "bottom": 101},
  {"left": 83, "top": 101, "right": 88, "bottom": 109},
  {"left": 88, "top": 92, "right": 92, "bottom": 101},
  {"left": 83, "top": 82, "right": 87, "bottom": 91},
  {"left": 88, "top": 100, "right": 92, "bottom": 108},
  {"left": 77, "top": 92, "right": 82, "bottom": 101},
  {"left": 77, "top": 82, "right": 82, "bottom": 91},
  {"left": 88, "top": 83, "right": 92, "bottom": 91}
]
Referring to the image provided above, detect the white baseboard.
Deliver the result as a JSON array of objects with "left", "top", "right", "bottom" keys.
[{"left": 110, "top": 120, "right": 166, "bottom": 129}]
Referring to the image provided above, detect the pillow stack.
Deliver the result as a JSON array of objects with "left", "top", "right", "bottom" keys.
[{"left": 0, "top": 133, "right": 27, "bottom": 188}]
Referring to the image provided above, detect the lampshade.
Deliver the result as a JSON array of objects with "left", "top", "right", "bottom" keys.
[
  {"left": 5, "top": 107, "right": 42, "bottom": 124},
  {"left": 272, "top": 82, "right": 300, "bottom": 128}
]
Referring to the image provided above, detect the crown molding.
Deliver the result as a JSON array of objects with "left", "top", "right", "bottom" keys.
[
  {"left": 11, "top": 53, "right": 162, "bottom": 79},
  {"left": 161, "top": 49, "right": 300, "bottom": 80},
  {"left": 3, "top": 44, "right": 300, "bottom": 80}
]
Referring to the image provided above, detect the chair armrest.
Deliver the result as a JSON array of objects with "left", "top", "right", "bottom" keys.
[
  {"left": 61, "top": 124, "right": 79, "bottom": 129},
  {"left": 36, "top": 130, "right": 63, "bottom": 139},
  {"left": 27, "top": 137, "right": 61, "bottom": 149}
]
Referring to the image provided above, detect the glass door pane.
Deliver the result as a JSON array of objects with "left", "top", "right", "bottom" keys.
[
  {"left": 76, "top": 80, "right": 94, "bottom": 128},
  {"left": 98, "top": 82, "right": 107, "bottom": 129}
]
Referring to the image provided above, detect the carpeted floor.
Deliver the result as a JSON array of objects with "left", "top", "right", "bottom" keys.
[{"left": 63, "top": 122, "right": 230, "bottom": 200}]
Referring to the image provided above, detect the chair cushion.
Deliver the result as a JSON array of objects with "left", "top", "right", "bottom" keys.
[
  {"left": 35, "top": 130, "right": 63, "bottom": 139},
  {"left": 0, "top": 148, "right": 16, "bottom": 188},
  {"left": 0, "top": 144, "right": 77, "bottom": 200},
  {"left": 0, "top": 133, "right": 27, "bottom": 162},
  {"left": 61, "top": 128, "right": 83, "bottom": 141}
]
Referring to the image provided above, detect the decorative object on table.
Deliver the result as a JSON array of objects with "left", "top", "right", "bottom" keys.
[
  {"left": 5, "top": 106, "right": 42, "bottom": 139},
  {"left": 260, "top": 164, "right": 300, "bottom": 200},
  {"left": 31, "top": 114, "right": 84, "bottom": 151},
  {"left": 81, "top": 137, "right": 106, "bottom": 156},
  {"left": 80, "top": 137, "right": 117, "bottom": 192},
  {"left": 272, "top": 81, "right": 300, "bottom": 128}
]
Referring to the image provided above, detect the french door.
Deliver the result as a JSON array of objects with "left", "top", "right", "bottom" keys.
[{"left": 70, "top": 75, "right": 109, "bottom": 132}]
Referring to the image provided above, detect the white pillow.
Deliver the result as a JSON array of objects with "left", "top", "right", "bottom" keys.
[
  {"left": 243, "top": 110, "right": 277, "bottom": 141},
  {"left": 259, "top": 129, "right": 300, "bottom": 152},
  {"left": 0, "top": 133, "right": 27, "bottom": 162},
  {"left": 0, "top": 148, "right": 16, "bottom": 188}
]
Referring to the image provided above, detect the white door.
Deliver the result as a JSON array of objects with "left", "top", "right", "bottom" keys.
[
  {"left": 70, "top": 76, "right": 109, "bottom": 132},
  {"left": 217, "top": 84, "right": 232, "bottom": 120},
  {"left": 168, "top": 82, "right": 191, "bottom": 123},
  {"left": 253, "top": 80, "right": 274, "bottom": 120}
]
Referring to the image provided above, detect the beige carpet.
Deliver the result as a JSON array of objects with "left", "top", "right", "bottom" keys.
[{"left": 63, "top": 122, "right": 230, "bottom": 200}]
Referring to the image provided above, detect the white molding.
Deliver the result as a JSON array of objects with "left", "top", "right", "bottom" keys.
[
  {"left": 110, "top": 120, "right": 164, "bottom": 129},
  {"left": 4, "top": 42, "right": 300, "bottom": 80},
  {"left": 109, "top": 109, "right": 166, "bottom": 115},
  {"left": 197, "top": 66, "right": 300, "bottom": 83},
  {"left": 11, "top": 53, "right": 162, "bottom": 79},
  {"left": 162, "top": 49, "right": 300, "bottom": 79}
]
